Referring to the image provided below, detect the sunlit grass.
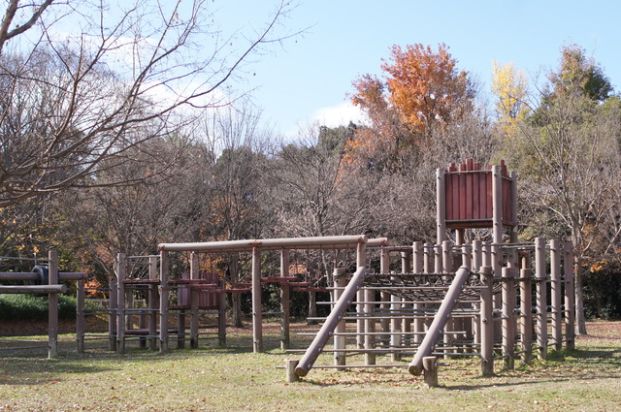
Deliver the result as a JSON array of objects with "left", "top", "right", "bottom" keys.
[{"left": 0, "top": 322, "right": 620, "bottom": 411}]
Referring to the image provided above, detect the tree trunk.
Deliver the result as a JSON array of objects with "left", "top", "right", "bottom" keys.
[{"left": 574, "top": 258, "right": 587, "bottom": 335}]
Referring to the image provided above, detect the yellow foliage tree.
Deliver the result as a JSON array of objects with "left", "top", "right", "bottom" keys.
[{"left": 491, "top": 61, "right": 529, "bottom": 135}]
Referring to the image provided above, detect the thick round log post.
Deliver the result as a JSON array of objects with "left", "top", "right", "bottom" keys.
[
  {"left": 480, "top": 266, "right": 494, "bottom": 377},
  {"left": 48, "top": 250, "right": 59, "bottom": 359},
  {"left": 177, "top": 268, "right": 187, "bottom": 349},
  {"left": 519, "top": 255, "right": 532, "bottom": 364},
  {"left": 286, "top": 359, "right": 299, "bottom": 383},
  {"left": 492, "top": 165, "right": 503, "bottom": 244},
  {"left": 501, "top": 267, "right": 515, "bottom": 369},
  {"left": 563, "top": 240, "right": 576, "bottom": 350},
  {"left": 400, "top": 252, "right": 411, "bottom": 348},
  {"left": 116, "top": 253, "right": 126, "bottom": 354},
  {"left": 251, "top": 246, "right": 263, "bottom": 353},
  {"left": 356, "top": 241, "right": 366, "bottom": 350},
  {"left": 436, "top": 168, "right": 447, "bottom": 244},
  {"left": 76, "top": 279, "right": 85, "bottom": 353},
  {"left": 423, "top": 356, "right": 439, "bottom": 388},
  {"left": 413, "top": 241, "right": 424, "bottom": 346},
  {"left": 471, "top": 240, "right": 482, "bottom": 351},
  {"left": 218, "top": 287, "right": 227, "bottom": 347},
  {"left": 423, "top": 242, "right": 434, "bottom": 273},
  {"left": 280, "top": 249, "right": 290, "bottom": 350},
  {"left": 189, "top": 252, "right": 199, "bottom": 349},
  {"left": 535, "top": 237, "right": 547, "bottom": 359},
  {"left": 108, "top": 274, "right": 117, "bottom": 351},
  {"left": 159, "top": 250, "right": 170, "bottom": 353},
  {"left": 148, "top": 256, "right": 159, "bottom": 350},
  {"left": 441, "top": 240, "right": 452, "bottom": 357},
  {"left": 550, "top": 239, "right": 562, "bottom": 351},
  {"left": 333, "top": 267, "right": 347, "bottom": 368},
  {"left": 379, "top": 247, "right": 390, "bottom": 333}
]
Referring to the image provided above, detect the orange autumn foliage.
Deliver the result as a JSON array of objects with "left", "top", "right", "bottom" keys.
[{"left": 347, "top": 44, "right": 474, "bottom": 168}]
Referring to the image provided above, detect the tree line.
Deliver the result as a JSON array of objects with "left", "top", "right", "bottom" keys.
[{"left": 0, "top": 2, "right": 619, "bottom": 330}]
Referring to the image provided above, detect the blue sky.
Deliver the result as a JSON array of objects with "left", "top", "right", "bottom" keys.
[{"left": 217, "top": 1, "right": 621, "bottom": 137}]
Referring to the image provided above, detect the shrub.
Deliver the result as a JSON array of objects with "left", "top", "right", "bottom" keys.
[{"left": 0, "top": 294, "right": 78, "bottom": 321}]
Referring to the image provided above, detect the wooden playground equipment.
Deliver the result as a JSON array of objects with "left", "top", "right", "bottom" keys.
[
  {"left": 0, "top": 159, "right": 578, "bottom": 388},
  {"left": 0, "top": 250, "right": 87, "bottom": 358}
]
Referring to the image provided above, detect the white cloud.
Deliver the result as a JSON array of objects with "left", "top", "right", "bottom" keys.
[{"left": 309, "top": 101, "right": 367, "bottom": 128}]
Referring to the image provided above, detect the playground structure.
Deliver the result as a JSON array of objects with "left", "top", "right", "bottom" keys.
[
  {"left": 0, "top": 160, "right": 578, "bottom": 387},
  {"left": 0, "top": 250, "right": 87, "bottom": 358}
]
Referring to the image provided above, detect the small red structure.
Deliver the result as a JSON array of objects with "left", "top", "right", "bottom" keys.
[{"left": 443, "top": 159, "right": 515, "bottom": 229}]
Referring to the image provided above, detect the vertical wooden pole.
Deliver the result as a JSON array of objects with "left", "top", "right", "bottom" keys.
[
  {"left": 501, "top": 267, "right": 515, "bottom": 369},
  {"left": 550, "top": 238, "right": 562, "bottom": 351},
  {"left": 251, "top": 246, "right": 263, "bottom": 353},
  {"left": 356, "top": 242, "right": 366, "bottom": 349},
  {"left": 280, "top": 249, "right": 290, "bottom": 350},
  {"left": 492, "top": 165, "right": 504, "bottom": 245},
  {"left": 379, "top": 247, "right": 390, "bottom": 333},
  {"left": 436, "top": 168, "right": 447, "bottom": 244},
  {"left": 76, "top": 279, "right": 85, "bottom": 353},
  {"left": 333, "top": 267, "right": 347, "bottom": 368},
  {"left": 177, "top": 269, "right": 186, "bottom": 349},
  {"left": 108, "top": 274, "right": 117, "bottom": 351},
  {"left": 461, "top": 243, "right": 472, "bottom": 351},
  {"left": 480, "top": 266, "right": 494, "bottom": 377},
  {"left": 535, "top": 237, "right": 547, "bottom": 359},
  {"left": 400, "top": 252, "right": 411, "bottom": 348},
  {"left": 189, "top": 252, "right": 199, "bottom": 349},
  {"left": 218, "top": 282, "right": 227, "bottom": 347},
  {"left": 148, "top": 256, "right": 159, "bottom": 350},
  {"left": 159, "top": 250, "right": 169, "bottom": 353},
  {"left": 441, "top": 240, "right": 452, "bottom": 357},
  {"left": 472, "top": 240, "right": 482, "bottom": 350},
  {"left": 564, "top": 240, "right": 576, "bottom": 350},
  {"left": 116, "top": 253, "right": 126, "bottom": 354},
  {"left": 390, "top": 254, "right": 403, "bottom": 361},
  {"left": 413, "top": 242, "right": 424, "bottom": 346},
  {"left": 519, "top": 254, "right": 532, "bottom": 364},
  {"left": 48, "top": 250, "right": 59, "bottom": 359}
]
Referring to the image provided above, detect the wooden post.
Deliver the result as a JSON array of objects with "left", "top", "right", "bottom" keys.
[
  {"left": 148, "top": 256, "right": 159, "bottom": 350},
  {"left": 535, "top": 237, "right": 547, "bottom": 359},
  {"left": 413, "top": 242, "right": 424, "bottom": 346},
  {"left": 441, "top": 240, "right": 452, "bottom": 357},
  {"left": 356, "top": 241, "right": 366, "bottom": 350},
  {"left": 423, "top": 356, "right": 439, "bottom": 388},
  {"left": 286, "top": 359, "right": 299, "bottom": 383},
  {"left": 252, "top": 246, "right": 263, "bottom": 353},
  {"left": 501, "top": 267, "right": 515, "bottom": 369},
  {"left": 380, "top": 247, "right": 390, "bottom": 333},
  {"left": 280, "top": 249, "right": 290, "bottom": 350},
  {"left": 436, "top": 168, "right": 447, "bottom": 244},
  {"left": 308, "top": 291, "right": 317, "bottom": 321},
  {"left": 492, "top": 165, "right": 503, "bottom": 245},
  {"left": 76, "top": 279, "right": 85, "bottom": 353},
  {"left": 519, "top": 255, "right": 532, "bottom": 364},
  {"left": 218, "top": 285, "right": 227, "bottom": 347},
  {"left": 550, "top": 239, "right": 562, "bottom": 351},
  {"left": 116, "top": 253, "right": 126, "bottom": 354},
  {"left": 400, "top": 252, "right": 411, "bottom": 348},
  {"left": 391, "top": 259, "right": 403, "bottom": 361},
  {"left": 480, "top": 266, "right": 494, "bottom": 377},
  {"left": 564, "top": 240, "right": 576, "bottom": 350},
  {"left": 108, "top": 274, "right": 117, "bottom": 351},
  {"left": 333, "top": 267, "right": 347, "bottom": 368},
  {"left": 472, "top": 240, "right": 482, "bottom": 351},
  {"left": 189, "top": 252, "right": 199, "bottom": 349},
  {"left": 159, "top": 250, "right": 169, "bottom": 353},
  {"left": 48, "top": 250, "right": 59, "bottom": 359},
  {"left": 177, "top": 270, "right": 187, "bottom": 349}
]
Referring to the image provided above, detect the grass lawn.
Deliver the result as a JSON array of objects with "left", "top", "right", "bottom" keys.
[{"left": 1, "top": 321, "right": 620, "bottom": 411}]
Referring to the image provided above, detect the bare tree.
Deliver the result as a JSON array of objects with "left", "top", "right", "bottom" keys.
[{"left": 0, "top": 0, "right": 292, "bottom": 206}]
